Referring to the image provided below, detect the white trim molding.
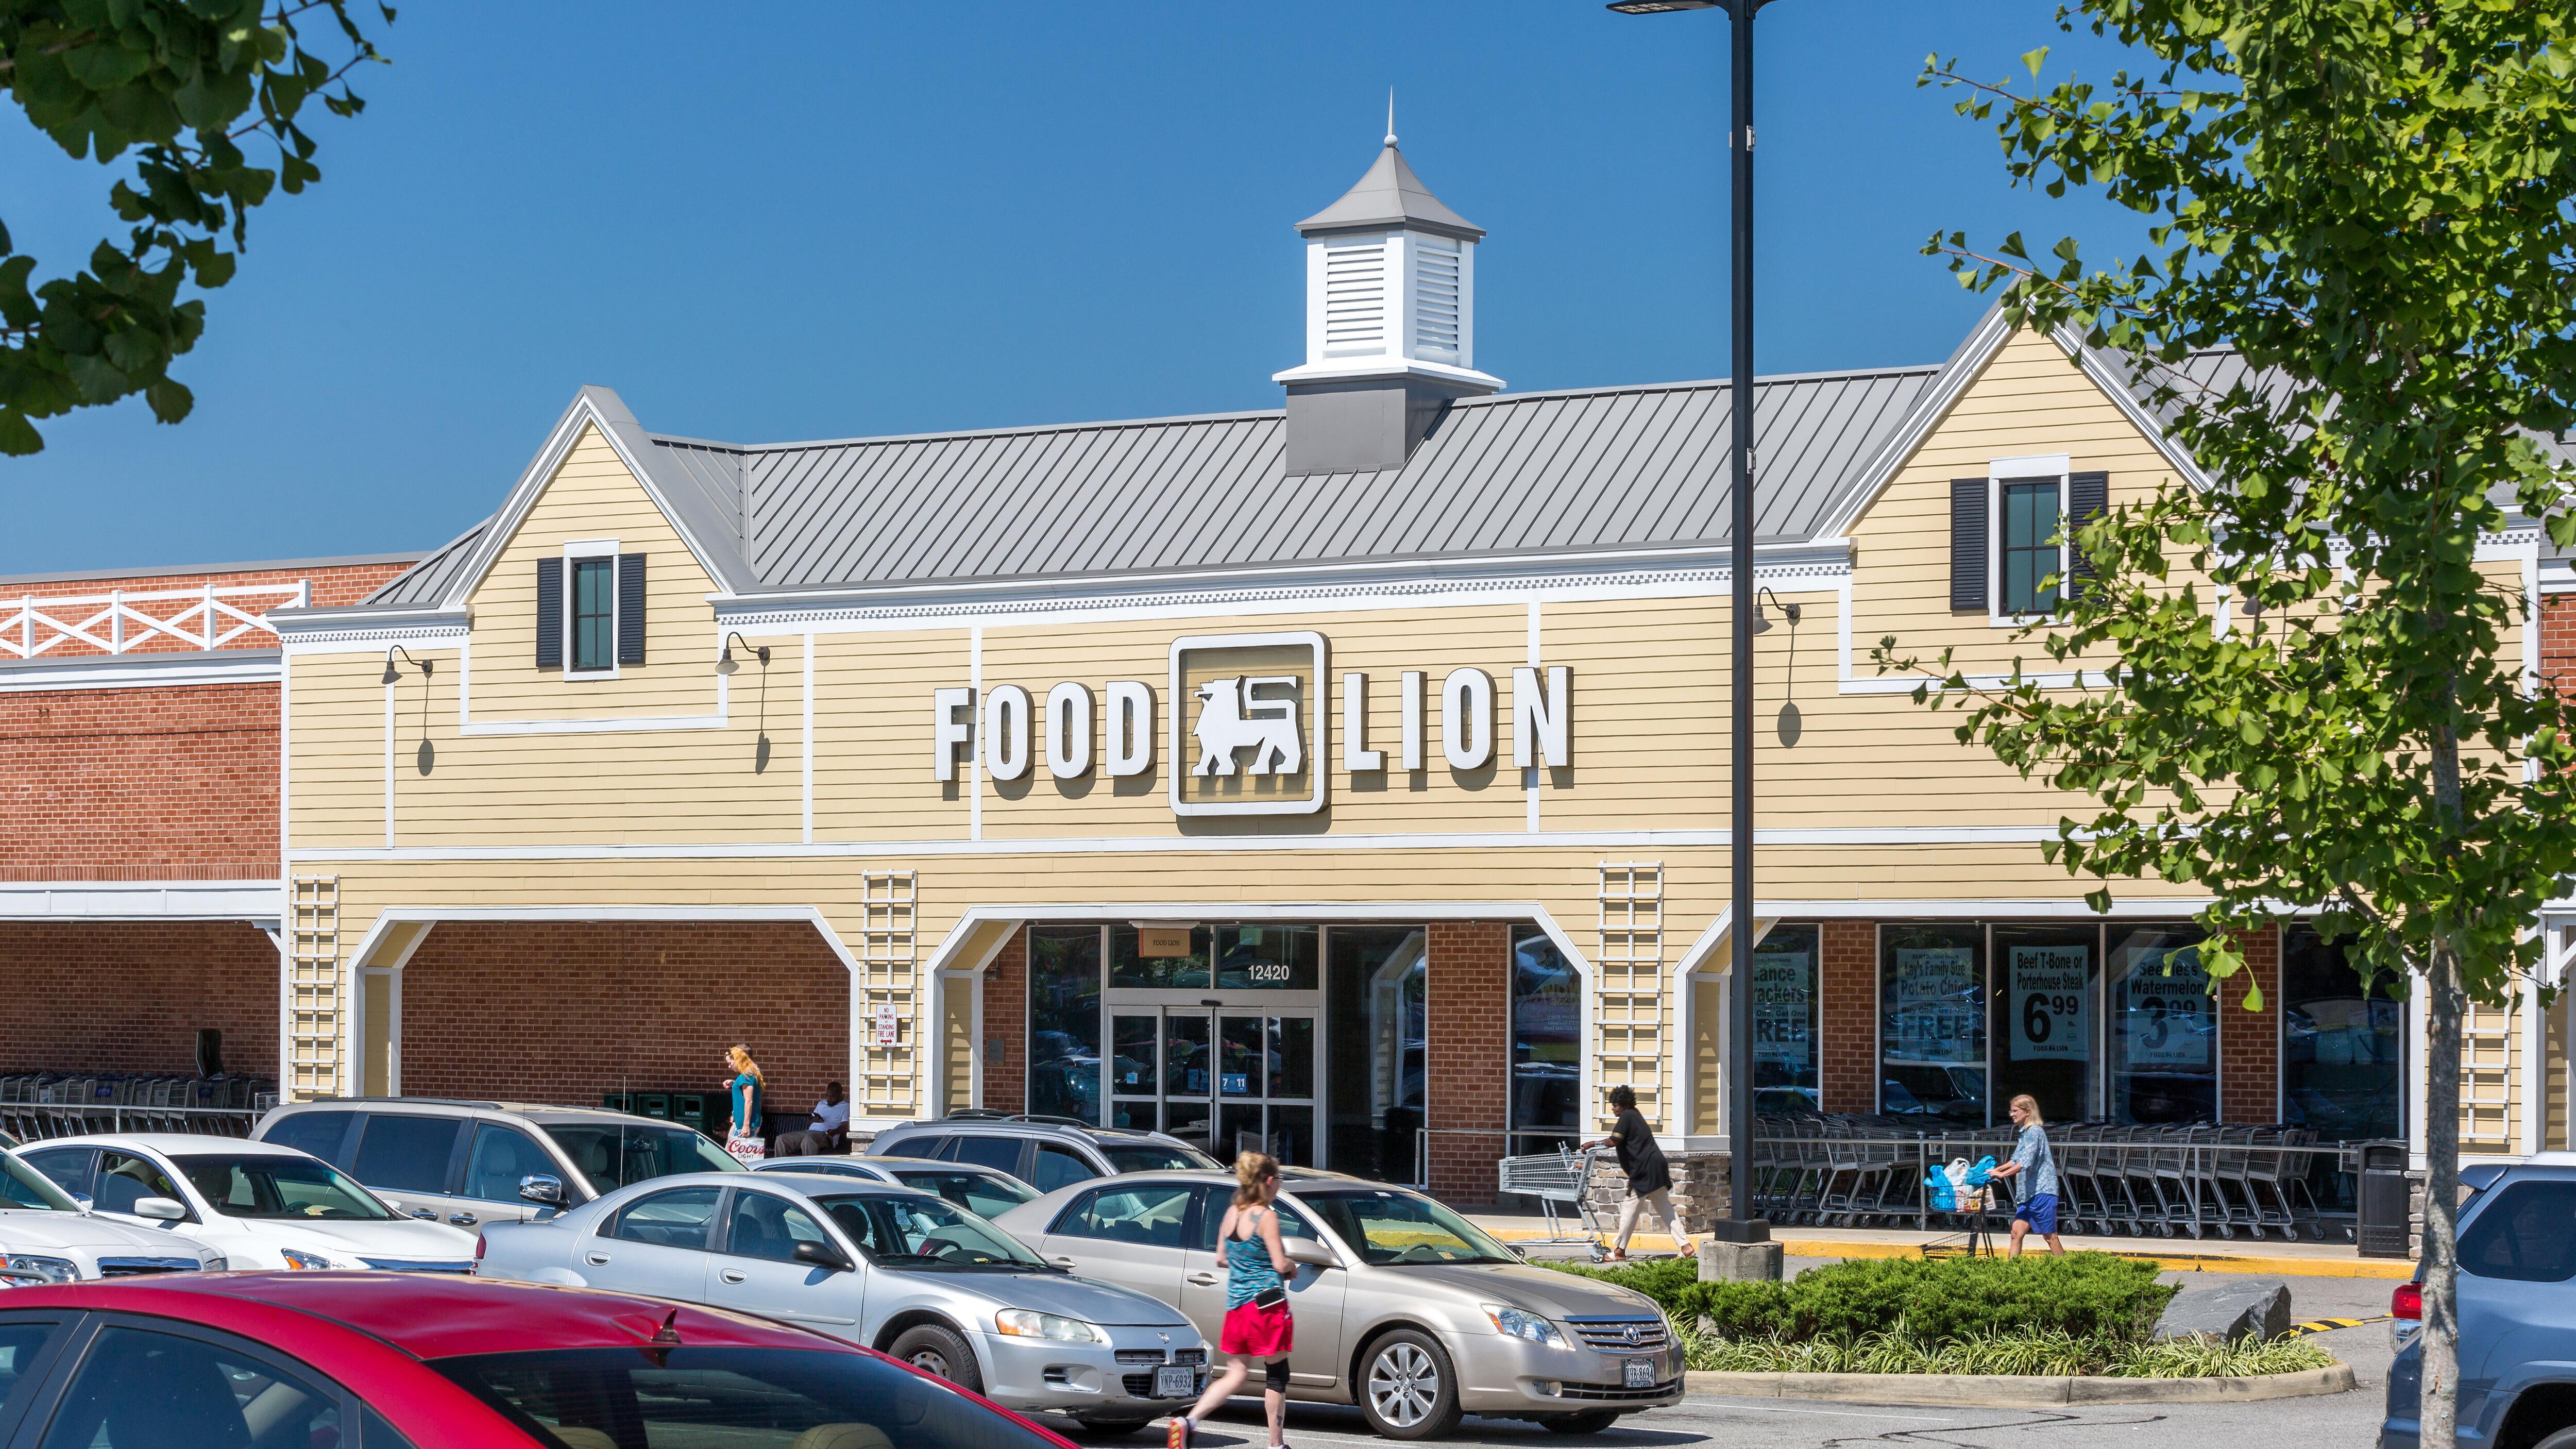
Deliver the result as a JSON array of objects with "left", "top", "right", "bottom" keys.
[{"left": 0, "top": 879, "right": 283, "bottom": 924}]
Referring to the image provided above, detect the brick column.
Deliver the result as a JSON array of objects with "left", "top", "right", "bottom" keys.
[
  {"left": 1819, "top": 920, "right": 1877, "bottom": 1114},
  {"left": 1425, "top": 920, "right": 1511, "bottom": 1207},
  {"left": 980, "top": 927, "right": 1026, "bottom": 1115},
  {"left": 2219, "top": 924, "right": 2281, "bottom": 1124},
  {"left": 2544, "top": 595, "right": 2576, "bottom": 702}
]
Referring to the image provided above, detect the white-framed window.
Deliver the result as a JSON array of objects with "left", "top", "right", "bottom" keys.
[
  {"left": 1988, "top": 454, "right": 2072, "bottom": 624},
  {"left": 564, "top": 538, "right": 620, "bottom": 678}
]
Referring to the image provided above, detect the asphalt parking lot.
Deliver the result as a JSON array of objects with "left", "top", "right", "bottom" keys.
[{"left": 1132, "top": 1268, "right": 2400, "bottom": 1449}]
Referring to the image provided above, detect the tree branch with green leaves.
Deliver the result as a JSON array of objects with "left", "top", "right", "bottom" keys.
[
  {"left": 0, "top": 0, "right": 391, "bottom": 456},
  {"left": 1886, "top": 7, "right": 2576, "bottom": 1446}
]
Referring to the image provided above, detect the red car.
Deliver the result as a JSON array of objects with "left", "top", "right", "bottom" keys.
[{"left": 0, "top": 1271, "right": 1082, "bottom": 1448}]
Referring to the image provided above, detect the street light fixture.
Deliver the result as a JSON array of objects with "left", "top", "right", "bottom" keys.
[{"left": 1610, "top": 0, "right": 1774, "bottom": 1247}]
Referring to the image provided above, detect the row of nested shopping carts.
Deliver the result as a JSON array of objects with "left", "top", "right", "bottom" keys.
[
  {"left": 0, "top": 1073, "right": 275, "bottom": 1142},
  {"left": 1751, "top": 1116, "right": 2348, "bottom": 1241}
]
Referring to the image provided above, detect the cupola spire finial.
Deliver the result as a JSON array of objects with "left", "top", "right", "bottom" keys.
[{"left": 1385, "top": 89, "right": 1396, "bottom": 148}]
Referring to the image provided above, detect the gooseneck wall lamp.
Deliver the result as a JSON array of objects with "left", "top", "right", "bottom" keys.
[
  {"left": 380, "top": 646, "right": 432, "bottom": 685},
  {"left": 1751, "top": 586, "right": 1802, "bottom": 635},
  {"left": 715, "top": 632, "right": 771, "bottom": 676}
]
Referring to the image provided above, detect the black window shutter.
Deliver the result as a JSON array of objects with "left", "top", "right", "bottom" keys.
[
  {"left": 2066, "top": 471, "right": 2110, "bottom": 593},
  {"left": 1949, "top": 478, "right": 1989, "bottom": 612},
  {"left": 617, "top": 552, "right": 647, "bottom": 665},
  {"left": 534, "top": 559, "right": 563, "bottom": 669}
]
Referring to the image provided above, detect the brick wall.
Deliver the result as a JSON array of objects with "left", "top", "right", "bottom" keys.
[
  {"left": 2219, "top": 924, "right": 2282, "bottom": 1125},
  {"left": 0, "top": 558, "right": 414, "bottom": 881},
  {"left": 1425, "top": 920, "right": 1510, "bottom": 1206},
  {"left": 979, "top": 926, "right": 1027, "bottom": 1115},
  {"left": 1819, "top": 920, "right": 1877, "bottom": 1114},
  {"left": 2545, "top": 595, "right": 2576, "bottom": 700},
  {"left": 396, "top": 921, "right": 848, "bottom": 1124},
  {"left": 0, "top": 684, "right": 281, "bottom": 879},
  {"left": 0, "top": 921, "right": 276, "bottom": 1076}
]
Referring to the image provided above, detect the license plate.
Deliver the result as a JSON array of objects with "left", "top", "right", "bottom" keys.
[
  {"left": 1155, "top": 1366, "right": 1194, "bottom": 1398},
  {"left": 1623, "top": 1358, "right": 1656, "bottom": 1389}
]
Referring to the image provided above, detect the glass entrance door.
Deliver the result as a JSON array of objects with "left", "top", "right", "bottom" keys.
[{"left": 1109, "top": 1007, "right": 1317, "bottom": 1166}]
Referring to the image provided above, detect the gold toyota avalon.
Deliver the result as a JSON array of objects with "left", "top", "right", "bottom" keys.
[{"left": 993, "top": 1172, "right": 1683, "bottom": 1440}]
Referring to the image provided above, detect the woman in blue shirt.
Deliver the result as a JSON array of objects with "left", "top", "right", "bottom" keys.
[
  {"left": 723, "top": 1045, "right": 765, "bottom": 1143},
  {"left": 1991, "top": 1093, "right": 2064, "bottom": 1257}
]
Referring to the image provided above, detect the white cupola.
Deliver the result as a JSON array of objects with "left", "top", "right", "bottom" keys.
[{"left": 1276, "top": 120, "right": 1503, "bottom": 476}]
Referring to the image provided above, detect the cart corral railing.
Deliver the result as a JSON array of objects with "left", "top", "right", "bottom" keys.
[
  {"left": 3, "top": 581, "right": 308, "bottom": 660},
  {"left": 1752, "top": 1123, "right": 2360, "bottom": 1242},
  {"left": 2, "top": 1104, "right": 264, "bottom": 1142}
]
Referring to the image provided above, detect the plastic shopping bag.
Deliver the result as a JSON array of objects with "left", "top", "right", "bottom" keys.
[
  {"left": 1944, "top": 1158, "right": 1971, "bottom": 1192},
  {"left": 1923, "top": 1171, "right": 1955, "bottom": 1212},
  {"left": 1965, "top": 1154, "right": 1997, "bottom": 1187},
  {"left": 725, "top": 1134, "right": 768, "bottom": 1166}
]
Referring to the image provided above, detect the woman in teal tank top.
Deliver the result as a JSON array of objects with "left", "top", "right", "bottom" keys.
[{"left": 1172, "top": 1153, "right": 1293, "bottom": 1449}]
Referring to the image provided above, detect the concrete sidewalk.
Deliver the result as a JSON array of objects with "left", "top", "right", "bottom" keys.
[{"left": 1467, "top": 1211, "right": 2412, "bottom": 1278}]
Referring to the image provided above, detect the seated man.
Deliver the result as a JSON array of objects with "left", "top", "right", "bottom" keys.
[{"left": 773, "top": 1082, "right": 851, "bottom": 1157}]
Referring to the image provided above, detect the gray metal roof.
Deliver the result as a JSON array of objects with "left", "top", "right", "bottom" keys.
[
  {"left": 1296, "top": 140, "right": 1483, "bottom": 241},
  {"left": 580, "top": 366, "right": 1943, "bottom": 599},
  {"left": 364, "top": 518, "right": 489, "bottom": 607}
]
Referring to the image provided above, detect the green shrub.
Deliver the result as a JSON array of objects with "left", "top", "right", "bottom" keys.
[
  {"left": 1543, "top": 1251, "right": 2177, "bottom": 1346},
  {"left": 1669, "top": 1321, "right": 2334, "bottom": 1378}
]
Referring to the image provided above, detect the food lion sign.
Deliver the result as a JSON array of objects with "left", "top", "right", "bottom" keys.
[
  {"left": 931, "top": 629, "right": 1570, "bottom": 820},
  {"left": 1171, "top": 631, "right": 1327, "bottom": 817}
]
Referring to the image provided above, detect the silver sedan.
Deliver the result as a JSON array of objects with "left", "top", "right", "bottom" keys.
[
  {"left": 475, "top": 1171, "right": 1209, "bottom": 1434},
  {"left": 993, "top": 1173, "right": 1684, "bottom": 1439}
]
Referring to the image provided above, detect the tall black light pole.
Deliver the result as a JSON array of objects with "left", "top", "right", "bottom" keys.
[{"left": 1608, "top": 0, "right": 1770, "bottom": 1243}]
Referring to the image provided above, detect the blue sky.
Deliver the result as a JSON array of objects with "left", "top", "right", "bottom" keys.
[{"left": 0, "top": 2, "right": 2148, "bottom": 574}]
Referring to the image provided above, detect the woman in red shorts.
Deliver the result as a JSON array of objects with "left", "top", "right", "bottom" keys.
[{"left": 1170, "top": 1152, "right": 1293, "bottom": 1449}]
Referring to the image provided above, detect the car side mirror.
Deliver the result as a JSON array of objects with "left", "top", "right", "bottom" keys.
[
  {"left": 133, "top": 1197, "right": 188, "bottom": 1222},
  {"left": 518, "top": 1174, "right": 567, "bottom": 1207},
  {"left": 1283, "top": 1237, "right": 1340, "bottom": 1269},
  {"left": 792, "top": 1239, "right": 854, "bottom": 1273}
]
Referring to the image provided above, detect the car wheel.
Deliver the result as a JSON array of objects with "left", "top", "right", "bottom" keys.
[
  {"left": 889, "top": 1323, "right": 983, "bottom": 1394},
  {"left": 1358, "top": 1329, "right": 1464, "bottom": 1440},
  {"left": 1075, "top": 1414, "right": 1157, "bottom": 1436},
  {"left": 2535, "top": 1429, "right": 2576, "bottom": 1449},
  {"left": 1539, "top": 1410, "right": 1621, "bottom": 1435}
]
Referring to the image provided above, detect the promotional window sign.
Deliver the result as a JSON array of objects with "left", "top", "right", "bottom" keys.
[
  {"left": 1891, "top": 947, "right": 1980, "bottom": 1064},
  {"left": 2119, "top": 945, "right": 2212, "bottom": 1068},
  {"left": 1752, "top": 947, "right": 1814, "bottom": 1076},
  {"left": 2008, "top": 945, "right": 2093, "bottom": 1062}
]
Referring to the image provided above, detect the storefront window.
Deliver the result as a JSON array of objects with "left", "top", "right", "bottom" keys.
[
  {"left": 1752, "top": 924, "right": 1820, "bottom": 1115},
  {"left": 1110, "top": 925, "right": 1212, "bottom": 990},
  {"left": 2107, "top": 923, "right": 2214, "bottom": 1124},
  {"left": 1880, "top": 923, "right": 1987, "bottom": 1123},
  {"left": 1027, "top": 928, "right": 1102, "bottom": 1125},
  {"left": 1991, "top": 923, "right": 2098, "bottom": 1124},
  {"left": 1511, "top": 926, "right": 1580, "bottom": 1145},
  {"left": 1215, "top": 925, "right": 1319, "bottom": 990},
  {"left": 2282, "top": 925, "right": 2405, "bottom": 1142},
  {"left": 1325, "top": 928, "right": 1425, "bottom": 1182}
]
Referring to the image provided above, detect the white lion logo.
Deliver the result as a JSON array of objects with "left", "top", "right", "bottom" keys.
[{"left": 1191, "top": 675, "right": 1301, "bottom": 777}]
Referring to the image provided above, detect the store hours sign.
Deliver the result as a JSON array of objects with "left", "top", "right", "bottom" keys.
[{"left": 928, "top": 631, "right": 1573, "bottom": 819}]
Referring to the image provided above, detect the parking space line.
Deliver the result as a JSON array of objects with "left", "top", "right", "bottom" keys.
[{"left": 1688, "top": 1402, "right": 1960, "bottom": 1422}]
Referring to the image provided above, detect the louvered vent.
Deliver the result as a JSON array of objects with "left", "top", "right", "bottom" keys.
[
  {"left": 1411, "top": 237, "right": 1461, "bottom": 359},
  {"left": 1323, "top": 238, "right": 1388, "bottom": 355}
]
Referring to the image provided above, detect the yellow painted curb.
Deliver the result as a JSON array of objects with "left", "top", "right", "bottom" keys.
[{"left": 1483, "top": 1226, "right": 2414, "bottom": 1279}]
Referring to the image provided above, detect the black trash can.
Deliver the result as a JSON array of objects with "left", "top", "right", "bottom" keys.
[{"left": 2357, "top": 1140, "right": 2415, "bottom": 1259}]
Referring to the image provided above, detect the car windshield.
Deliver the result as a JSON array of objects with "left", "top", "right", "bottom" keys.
[
  {"left": 1100, "top": 1143, "right": 1218, "bottom": 1174},
  {"left": 0, "top": 1152, "right": 77, "bottom": 1212},
  {"left": 175, "top": 1154, "right": 394, "bottom": 1221},
  {"left": 1297, "top": 1187, "right": 1522, "bottom": 1266},
  {"left": 431, "top": 1345, "right": 1062, "bottom": 1449},
  {"left": 814, "top": 1193, "right": 1049, "bottom": 1272},
  {"left": 540, "top": 1122, "right": 740, "bottom": 1192},
  {"left": 888, "top": 1169, "right": 1040, "bottom": 1220}
]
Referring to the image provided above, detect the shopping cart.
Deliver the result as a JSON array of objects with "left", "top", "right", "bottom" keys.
[{"left": 1499, "top": 1143, "right": 1614, "bottom": 1260}]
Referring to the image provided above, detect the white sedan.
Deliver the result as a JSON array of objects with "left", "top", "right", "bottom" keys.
[{"left": 19, "top": 1133, "right": 478, "bottom": 1272}]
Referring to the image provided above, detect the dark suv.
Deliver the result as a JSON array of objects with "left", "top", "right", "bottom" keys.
[
  {"left": 2384, "top": 1157, "right": 2576, "bottom": 1449},
  {"left": 866, "top": 1112, "right": 1217, "bottom": 1193}
]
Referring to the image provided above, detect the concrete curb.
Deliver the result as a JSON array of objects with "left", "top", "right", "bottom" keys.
[{"left": 1683, "top": 1361, "right": 2355, "bottom": 1406}]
